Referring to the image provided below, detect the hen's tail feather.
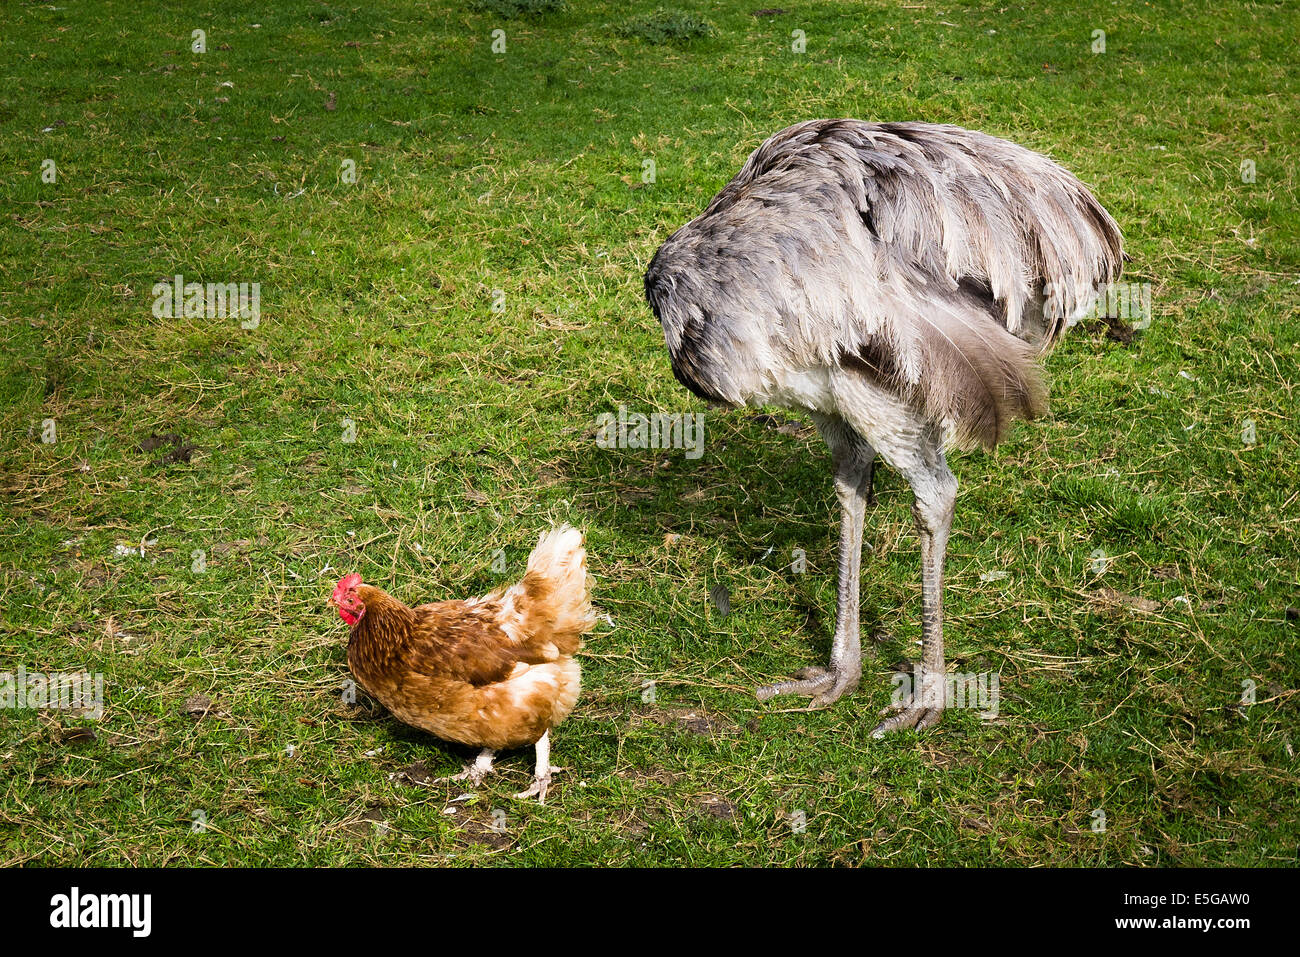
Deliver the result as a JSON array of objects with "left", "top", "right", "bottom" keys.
[{"left": 501, "top": 524, "right": 595, "bottom": 657}]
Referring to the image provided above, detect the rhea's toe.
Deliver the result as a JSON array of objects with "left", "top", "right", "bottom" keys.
[
  {"left": 758, "top": 666, "right": 860, "bottom": 707},
  {"left": 756, "top": 667, "right": 835, "bottom": 702},
  {"left": 872, "top": 702, "right": 944, "bottom": 737}
]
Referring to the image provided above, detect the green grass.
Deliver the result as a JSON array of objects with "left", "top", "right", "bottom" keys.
[{"left": 1, "top": 0, "right": 1296, "bottom": 866}]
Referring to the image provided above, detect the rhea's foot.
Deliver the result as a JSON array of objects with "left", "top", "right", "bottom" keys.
[
  {"left": 871, "top": 674, "right": 945, "bottom": 736},
  {"left": 756, "top": 665, "right": 860, "bottom": 710}
]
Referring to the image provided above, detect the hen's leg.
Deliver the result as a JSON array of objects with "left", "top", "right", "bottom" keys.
[
  {"left": 513, "top": 731, "right": 553, "bottom": 803},
  {"left": 758, "top": 422, "right": 873, "bottom": 709},
  {"left": 873, "top": 437, "right": 955, "bottom": 736},
  {"left": 438, "top": 748, "right": 495, "bottom": 786}
]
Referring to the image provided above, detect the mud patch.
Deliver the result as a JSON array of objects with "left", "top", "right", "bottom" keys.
[
  {"left": 392, "top": 760, "right": 434, "bottom": 785},
  {"left": 337, "top": 807, "right": 390, "bottom": 843},
  {"left": 1092, "top": 588, "right": 1159, "bottom": 614},
  {"left": 445, "top": 801, "right": 512, "bottom": 851},
  {"left": 632, "top": 703, "right": 736, "bottom": 737},
  {"left": 139, "top": 433, "right": 198, "bottom": 466},
  {"left": 696, "top": 794, "right": 737, "bottom": 820}
]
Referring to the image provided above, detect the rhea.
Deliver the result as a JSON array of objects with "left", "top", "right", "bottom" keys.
[{"left": 645, "top": 120, "right": 1122, "bottom": 734}]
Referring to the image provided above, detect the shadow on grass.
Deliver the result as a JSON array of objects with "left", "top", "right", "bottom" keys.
[{"left": 552, "top": 410, "right": 904, "bottom": 669}]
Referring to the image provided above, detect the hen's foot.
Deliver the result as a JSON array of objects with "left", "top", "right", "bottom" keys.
[
  {"left": 437, "top": 765, "right": 493, "bottom": 787},
  {"left": 437, "top": 749, "right": 495, "bottom": 787},
  {"left": 756, "top": 665, "right": 860, "bottom": 709},
  {"left": 514, "top": 770, "right": 554, "bottom": 804}
]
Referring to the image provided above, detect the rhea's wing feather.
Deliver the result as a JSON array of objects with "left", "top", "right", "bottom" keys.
[
  {"left": 849, "top": 121, "right": 1124, "bottom": 344},
  {"left": 847, "top": 271, "right": 1049, "bottom": 451},
  {"left": 707, "top": 119, "right": 1123, "bottom": 347},
  {"left": 647, "top": 119, "right": 1119, "bottom": 446}
]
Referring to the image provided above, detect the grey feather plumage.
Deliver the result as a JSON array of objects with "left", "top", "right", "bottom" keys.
[
  {"left": 645, "top": 118, "right": 1123, "bottom": 451},
  {"left": 645, "top": 118, "right": 1125, "bottom": 730}
]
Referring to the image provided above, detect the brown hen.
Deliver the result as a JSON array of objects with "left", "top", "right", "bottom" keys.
[{"left": 331, "top": 525, "right": 594, "bottom": 802}]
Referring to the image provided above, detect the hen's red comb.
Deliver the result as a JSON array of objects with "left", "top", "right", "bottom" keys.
[{"left": 332, "top": 573, "right": 363, "bottom": 604}]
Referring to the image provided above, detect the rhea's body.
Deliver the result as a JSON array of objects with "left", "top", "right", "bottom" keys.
[{"left": 645, "top": 119, "right": 1122, "bottom": 729}]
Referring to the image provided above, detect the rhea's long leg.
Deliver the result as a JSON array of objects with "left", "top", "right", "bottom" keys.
[
  {"left": 873, "top": 442, "right": 955, "bottom": 736},
  {"left": 757, "top": 432, "right": 873, "bottom": 708}
]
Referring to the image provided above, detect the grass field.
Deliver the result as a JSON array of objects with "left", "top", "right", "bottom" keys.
[{"left": 1, "top": 0, "right": 1297, "bottom": 867}]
